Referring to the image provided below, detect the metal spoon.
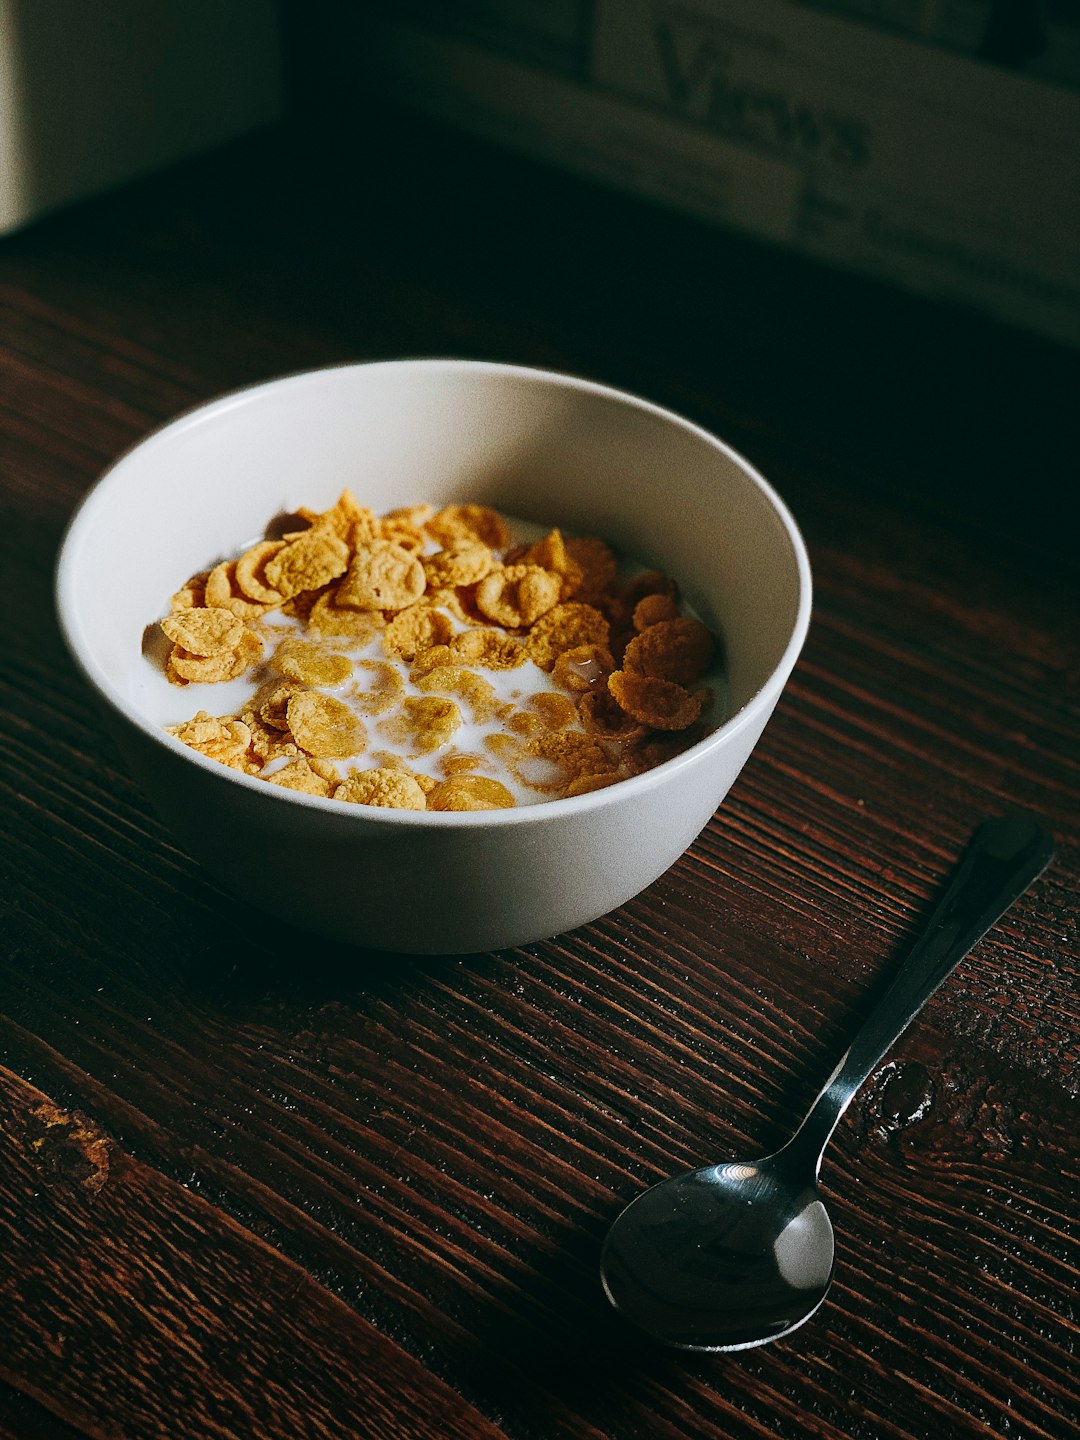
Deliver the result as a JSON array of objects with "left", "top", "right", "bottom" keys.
[{"left": 600, "top": 813, "right": 1054, "bottom": 1351}]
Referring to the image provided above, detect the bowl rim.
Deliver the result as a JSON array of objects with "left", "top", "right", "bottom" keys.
[{"left": 55, "top": 357, "right": 813, "bottom": 827}]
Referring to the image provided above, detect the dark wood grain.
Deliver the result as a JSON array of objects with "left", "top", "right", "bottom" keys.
[{"left": 1, "top": 90, "right": 1077, "bottom": 1440}]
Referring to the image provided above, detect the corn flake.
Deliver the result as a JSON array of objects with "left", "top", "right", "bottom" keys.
[
  {"left": 608, "top": 670, "right": 707, "bottom": 730},
  {"left": 525, "top": 603, "right": 610, "bottom": 671},
  {"left": 520, "top": 529, "right": 584, "bottom": 600},
  {"left": 623, "top": 727, "right": 707, "bottom": 775},
  {"left": 423, "top": 542, "right": 494, "bottom": 588},
  {"left": 526, "top": 691, "right": 577, "bottom": 729},
  {"left": 266, "top": 758, "right": 333, "bottom": 797},
  {"left": 384, "top": 503, "right": 434, "bottom": 528},
  {"left": 264, "top": 527, "right": 350, "bottom": 599},
  {"left": 514, "top": 730, "right": 615, "bottom": 792},
  {"left": 508, "top": 711, "right": 545, "bottom": 739},
  {"left": 623, "top": 617, "right": 714, "bottom": 686},
  {"left": 428, "top": 776, "right": 516, "bottom": 811},
  {"left": 426, "top": 503, "right": 509, "bottom": 551},
  {"left": 476, "top": 565, "right": 561, "bottom": 627},
  {"left": 205, "top": 561, "right": 277, "bottom": 620},
  {"left": 274, "top": 639, "right": 353, "bottom": 687},
  {"left": 168, "top": 629, "right": 263, "bottom": 684},
  {"left": 286, "top": 691, "right": 367, "bottom": 758},
  {"left": 378, "top": 695, "right": 461, "bottom": 754},
  {"left": 166, "top": 713, "right": 253, "bottom": 771},
  {"left": 382, "top": 604, "right": 454, "bottom": 661},
  {"left": 235, "top": 541, "right": 287, "bottom": 604},
  {"left": 632, "top": 592, "right": 679, "bottom": 631},
  {"left": 439, "top": 751, "right": 485, "bottom": 777},
  {"left": 315, "top": 489, "right": 375, "bottom": 543},
  {"left": 377, "top": 518, "right": 427, "bottom": 555},
  {"left": 240, "top": 707, "right": 300, "bottom": 763},
  {"left": 578, "top": 690, "right": 648, "bottom": 744},
  {"left": 551, "top": 643, "right": 614, "bottom": 693},
  {"left": 565, "top": 537, "right": 617, "bottom": 605},
  {"left": 161, "top": 606, "right": 243, "bottom": 657},
  {"left": 307, "top": 591, "right": 387, "bottom": 642},
  {"left": 333, "top": 769, "right": 428, "bottom": 810},
  {"left": 251, "top": 677, "right": 307, "bottom": 730},
  {"left": 337, "top": 540, "right": 426, "bottom": 611},
  {"left": 565, "top": 772, "right": 623, "bottom": 797},
  {"left": 369, "top": 752, "right": 438, "bottom": 795},
  {"left": 449, "top": 628, "right": 526, "bottom": 671},
  {"left": 171, "top": 572, "right": 208, "bottom": 611}
]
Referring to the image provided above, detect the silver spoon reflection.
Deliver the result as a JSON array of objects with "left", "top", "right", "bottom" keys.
[{"left": 600, "top": 814, "right": 1054, "bottom": 1352}]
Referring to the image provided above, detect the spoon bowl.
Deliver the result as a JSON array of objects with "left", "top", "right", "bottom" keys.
[
  {"left": 601, "top": 814, "right": 1054, "bottom": 1351},
  {"left": 602, "top": 1152, "right": 834, "bottom": 1350}
]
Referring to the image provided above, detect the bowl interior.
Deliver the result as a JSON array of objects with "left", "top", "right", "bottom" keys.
[{"left": 59, "top": 361, "right": 808, "bottom": 742}]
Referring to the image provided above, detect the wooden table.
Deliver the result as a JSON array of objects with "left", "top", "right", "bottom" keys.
[{"left": 1, "top": 105, "right": 1077, "bottom": 1440}]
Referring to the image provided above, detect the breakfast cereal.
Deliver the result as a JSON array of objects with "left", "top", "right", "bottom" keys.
[{"left": 155, "top": 491, "right": 722, "bottom": 811}]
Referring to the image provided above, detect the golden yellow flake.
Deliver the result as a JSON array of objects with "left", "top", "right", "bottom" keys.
[
  {"left": 266, "top": 758, "right": 333, "bottom": 797},
  {"left": 337, "top": 540, "right": 426, "bottom": 611},
  {"left": 161, "top": 606, "right": 243, "bottom": 657},
  {"left": 368, "top": 751, "right": 437, "bottom": 795},
  {"left": 170, "top": 571, "right": 208, "bottom": 611},
  {"left": 307, "top": 589, "right": 386, "bottom": 641},
  {"left": 423, "top": 542, "right": 494, "bottom": 589},
  {"left": 263, "top": 527, "right": 350, "bottom": 599},
  {"left": 240, "top": 706, "right": 300, "bottom": 763},
  {"left": 382, "top": 605, "right": 454, "bottom": 661},
  {"left": 273, "top": 638, "right": 353, "bottom": 687},
  {"left": 378, "top": 695, "right": 461, "bottom": 754},
  {"left": 247, "top": 676, "right": 303, "bottom": 731},
  {"left": 286, "top": 691, "right": 367, "bottom": 758},
  {"left": 168, "top": 629, "right": 263, "bottom": 683},
  {"left": 166, "top": 713, "right": 253, "bottom": 770},
  {"left": 521, "top": 529, "right": 584, "bottom": 600},
  {"left": 428, "top": 776, "right": 516, "bottom": 811},
  {"left": 333, "top": 769, "right": 428, "bottom": 810},
  {"left": 377, "top": 518, "right": 427, "bottom": 555},
  {"left": 383, "top": 503, "right": 434, "bottom": 528},
  {"left": 511, "top": 730, "right": 614, "bottom": 793},
  {"left": 234, "top": 541, "right": 287, "bottom": 604},
  {"left": 565, "top": 772, "right": 623, "bottom": 797},
  {"left": 475, "top": 564, "right": 561, "bottom": 628},
  {"left": 525, "top": 603, "right": 610, "bottom": 670},
  {"left": 448, "top": 628, "right": 526, "bottom": 671},
  {"left": 426, "top": 503, "right": 509, "bottom": 551},
  {"left": 204, "top": 560, "right": 277, "bottom": 619},
  {"left": 317, "top": 489, "right": 374, "bottom": 541},
  {"left": 526, "top": 691, "right": 577, "bottom": 729},
  {"left": 439, "top": 751, "right": 485, "bottom": 777}
]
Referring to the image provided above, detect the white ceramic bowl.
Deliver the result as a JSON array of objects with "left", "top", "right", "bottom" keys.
[{"left": 56, "top": 360, "right": 811, "bottom": 953}]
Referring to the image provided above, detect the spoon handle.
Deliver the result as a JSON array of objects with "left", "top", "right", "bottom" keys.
[{"left": 787, "top": 814, "right": 1054, "bottom": 1173}]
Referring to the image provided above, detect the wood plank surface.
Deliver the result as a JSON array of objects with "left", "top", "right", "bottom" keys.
[{"left": 1, "top": 94, "right": 1077, "bottom": 1440}]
